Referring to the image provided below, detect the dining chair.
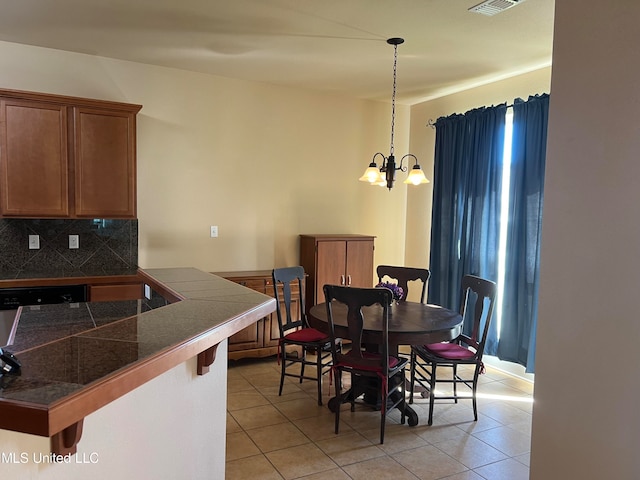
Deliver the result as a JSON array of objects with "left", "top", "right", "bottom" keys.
[
  {"left": 376, "top": 265, "right": 430, "bottom": 303},
  {"left": 409, "top": 274, "right": 497, "bottom": 426},
  {"left": 377, "top": 265, "right": 431, "bottom": 366},
  {"left": 323, "top": 284, "right": 408, "bottom": 444},
  {"left": 272, "top": 266, "right": 339, "bottom": 406}
]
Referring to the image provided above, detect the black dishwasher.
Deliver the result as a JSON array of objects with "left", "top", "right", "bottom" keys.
[{"left": 0, "top": 284, "right": 88, "bottom": 310}]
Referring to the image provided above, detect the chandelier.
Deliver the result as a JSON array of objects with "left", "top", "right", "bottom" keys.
[{"left": 359, "top": 38, "right": 429, "bottom": 191}]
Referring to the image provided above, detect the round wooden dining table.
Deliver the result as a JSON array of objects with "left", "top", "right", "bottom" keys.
[{"left": 309, "top": 301, "right": 463, "bottom": 426}]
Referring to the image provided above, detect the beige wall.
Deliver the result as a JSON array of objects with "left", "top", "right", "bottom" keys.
[
  {"left": 0, "top": 40, "right": 413, "bottom": 478},
  {"left": 531, "top": 2, "right": 640, "bottom": 478},
  {"left": 405, "top": 68, "right": 552, "bottom": 272},
  {"left": 0, "top": 40, "right": 411, "bottom": 279}
]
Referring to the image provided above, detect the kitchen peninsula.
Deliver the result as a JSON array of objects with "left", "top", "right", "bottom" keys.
[{"left": 0, "top": 267, "right": 275, "bottom": 479}]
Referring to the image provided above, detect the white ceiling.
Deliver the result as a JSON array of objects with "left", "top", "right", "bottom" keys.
[{"left": 0, "top": 0, "right": 555, "bottom": 104}]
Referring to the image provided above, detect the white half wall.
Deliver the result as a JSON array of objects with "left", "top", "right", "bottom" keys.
[{"left": 0, "top": 341, "right": 228, "bottom": 479}]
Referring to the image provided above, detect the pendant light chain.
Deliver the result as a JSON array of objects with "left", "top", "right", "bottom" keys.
[
  {"left": 358, "top": 37, "right": 429, "bottom": 189},
  {"left": 389, "top": 42, "right": 398, "bottom": 157}
]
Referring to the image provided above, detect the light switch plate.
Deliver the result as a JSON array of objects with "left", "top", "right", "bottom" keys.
[
  {"left": 210, "top": 225, "right": 218, "bottom": 238},
  {"left": 69, "top": 235, "right": 79, "bottom": 249},
  {"left": 144, "top": 284, "right": 152, "bottom": 300},
  {"left": 28, "top": 235, "right": 40, "bottom": 249}
]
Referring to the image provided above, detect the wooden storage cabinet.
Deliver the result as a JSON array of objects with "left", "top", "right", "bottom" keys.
[
  {"left": 0, "top": 88, "right": 141, "bottom": 219},
  {"left": 300, "top": 234, "right": 375, "bottom": 315},
  {"left": 214, "top": 270, "right": 303, "bottom": 361}
]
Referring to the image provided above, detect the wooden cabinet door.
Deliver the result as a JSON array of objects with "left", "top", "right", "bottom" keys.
[
  {"left": 0, "top": 99, "right": 69, "bottom": 217},
  {"left": 73, "top": 107, "right": 136, "bottom": 218},
  {"left": 315, "top": 240, "right": 347, "bottom": 305},
  {"left": 228, "top": 319, "right": 263, "bottom": 352},
  {"left": 264, "top": 312, "right": 281, "bottom": 348},
  {"left": 346, "top": 239, "right": 375, "bottom": 288},
  {"left": 227, "top": 277, "right": 265, "bottom": 352}
]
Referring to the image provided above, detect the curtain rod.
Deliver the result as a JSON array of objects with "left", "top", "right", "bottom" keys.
[
  {"left": 426, "top": 103, "right": 516, "bottom": 129},
  {"left": 426, "top": 93, "right": 549, "bottom": 128}
]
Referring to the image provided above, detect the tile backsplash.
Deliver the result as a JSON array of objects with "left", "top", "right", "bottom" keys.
[{"left": 0, "top": 219, "right": 138, "bottom": 280}]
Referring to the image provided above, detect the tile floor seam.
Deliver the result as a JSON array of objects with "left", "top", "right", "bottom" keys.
[
  {"left": 246, "top": 425, "right": 316, "bottom": 455},
  {"left": 434, "top": 439, "right": 509, "bottom": 471}
]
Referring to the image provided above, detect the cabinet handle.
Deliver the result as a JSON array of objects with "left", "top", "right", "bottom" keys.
[
  {"left": 347, "top": 275, "right": 352, "bottom": 286},
  {"left": 340, "top": 275, "right": 345, "bottom": 285}
]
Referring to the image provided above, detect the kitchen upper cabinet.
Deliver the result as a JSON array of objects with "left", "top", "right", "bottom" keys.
[
  {"left": 299, "top": 234, "right": 375, "bottom": 315},
  {"left": 74, "top": 107, "right": 136, "bottom": 218},
  {"left": 0, "top": 99, "right": 69, "bottom": 217},
  {"left": 0, "top": 88, "right": 141, "bottom": 219}
]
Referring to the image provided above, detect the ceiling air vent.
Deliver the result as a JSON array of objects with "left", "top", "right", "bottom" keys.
[{"left": 468, "top": 0, "right": 526, "bottom": 16}]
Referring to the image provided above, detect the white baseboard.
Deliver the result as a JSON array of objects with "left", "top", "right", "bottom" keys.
[{"left": 483, "top": 355, "right": 535, "bottom": 383}]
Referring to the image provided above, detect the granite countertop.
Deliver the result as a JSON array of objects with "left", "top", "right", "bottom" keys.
[
  {"left": 0, "top": 267, "right": 276, "bottom": 447},
  {"left": 3, "top": 294, "right": 168, "bottom": 353}
]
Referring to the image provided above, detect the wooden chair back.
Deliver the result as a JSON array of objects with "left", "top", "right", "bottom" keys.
[
  {"left": 376, "top": 265, "right": 430, "bottom": 303},
  {"left": 323, "top": 284, "right": 392, "bottom": 372},
  {"left": 272, "top": 266, "right": 308, "bottom": 336},
  {"left": 458, "top": 274, "right": 497, "bottom": 357}
]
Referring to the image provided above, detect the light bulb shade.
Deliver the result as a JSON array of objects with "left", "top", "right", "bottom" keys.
[
  {"left": 359, "top": 163, "right": 384, "bottom": 184},
  {"left": 404, "top": 165, "right": 430, "bottom": 185}
]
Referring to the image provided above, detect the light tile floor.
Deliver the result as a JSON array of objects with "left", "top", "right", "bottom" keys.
[{"left": 226, "top": 356, "right": 533, "bottom": 480}]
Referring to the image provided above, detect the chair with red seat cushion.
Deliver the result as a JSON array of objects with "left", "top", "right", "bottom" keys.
[
  {"left": 273, "top": 266, "right": 340, "bottom": 406},
  {"left": 323, "top": 284, "right": 408, "bottom": 444},
  {"left": 409, "top": 274, "right": 497, "bottom": 425}
]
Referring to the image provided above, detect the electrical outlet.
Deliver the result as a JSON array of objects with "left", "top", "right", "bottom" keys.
[
  {"left": 28, "top": 235, "right": 40, "bottom": 249},
  {"left": 144, "top": 284, "right": 152, "bottom": 300},
  {"left": 69, "top": 235, "right": 79, "bottom": 249},
  {"left": 210, "top": 225, "right": 218, "bottom": 238}
]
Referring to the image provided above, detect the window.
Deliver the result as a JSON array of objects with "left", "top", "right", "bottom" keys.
[{"left": 496, "top": 108, "right": 514, "bottom": 339}]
